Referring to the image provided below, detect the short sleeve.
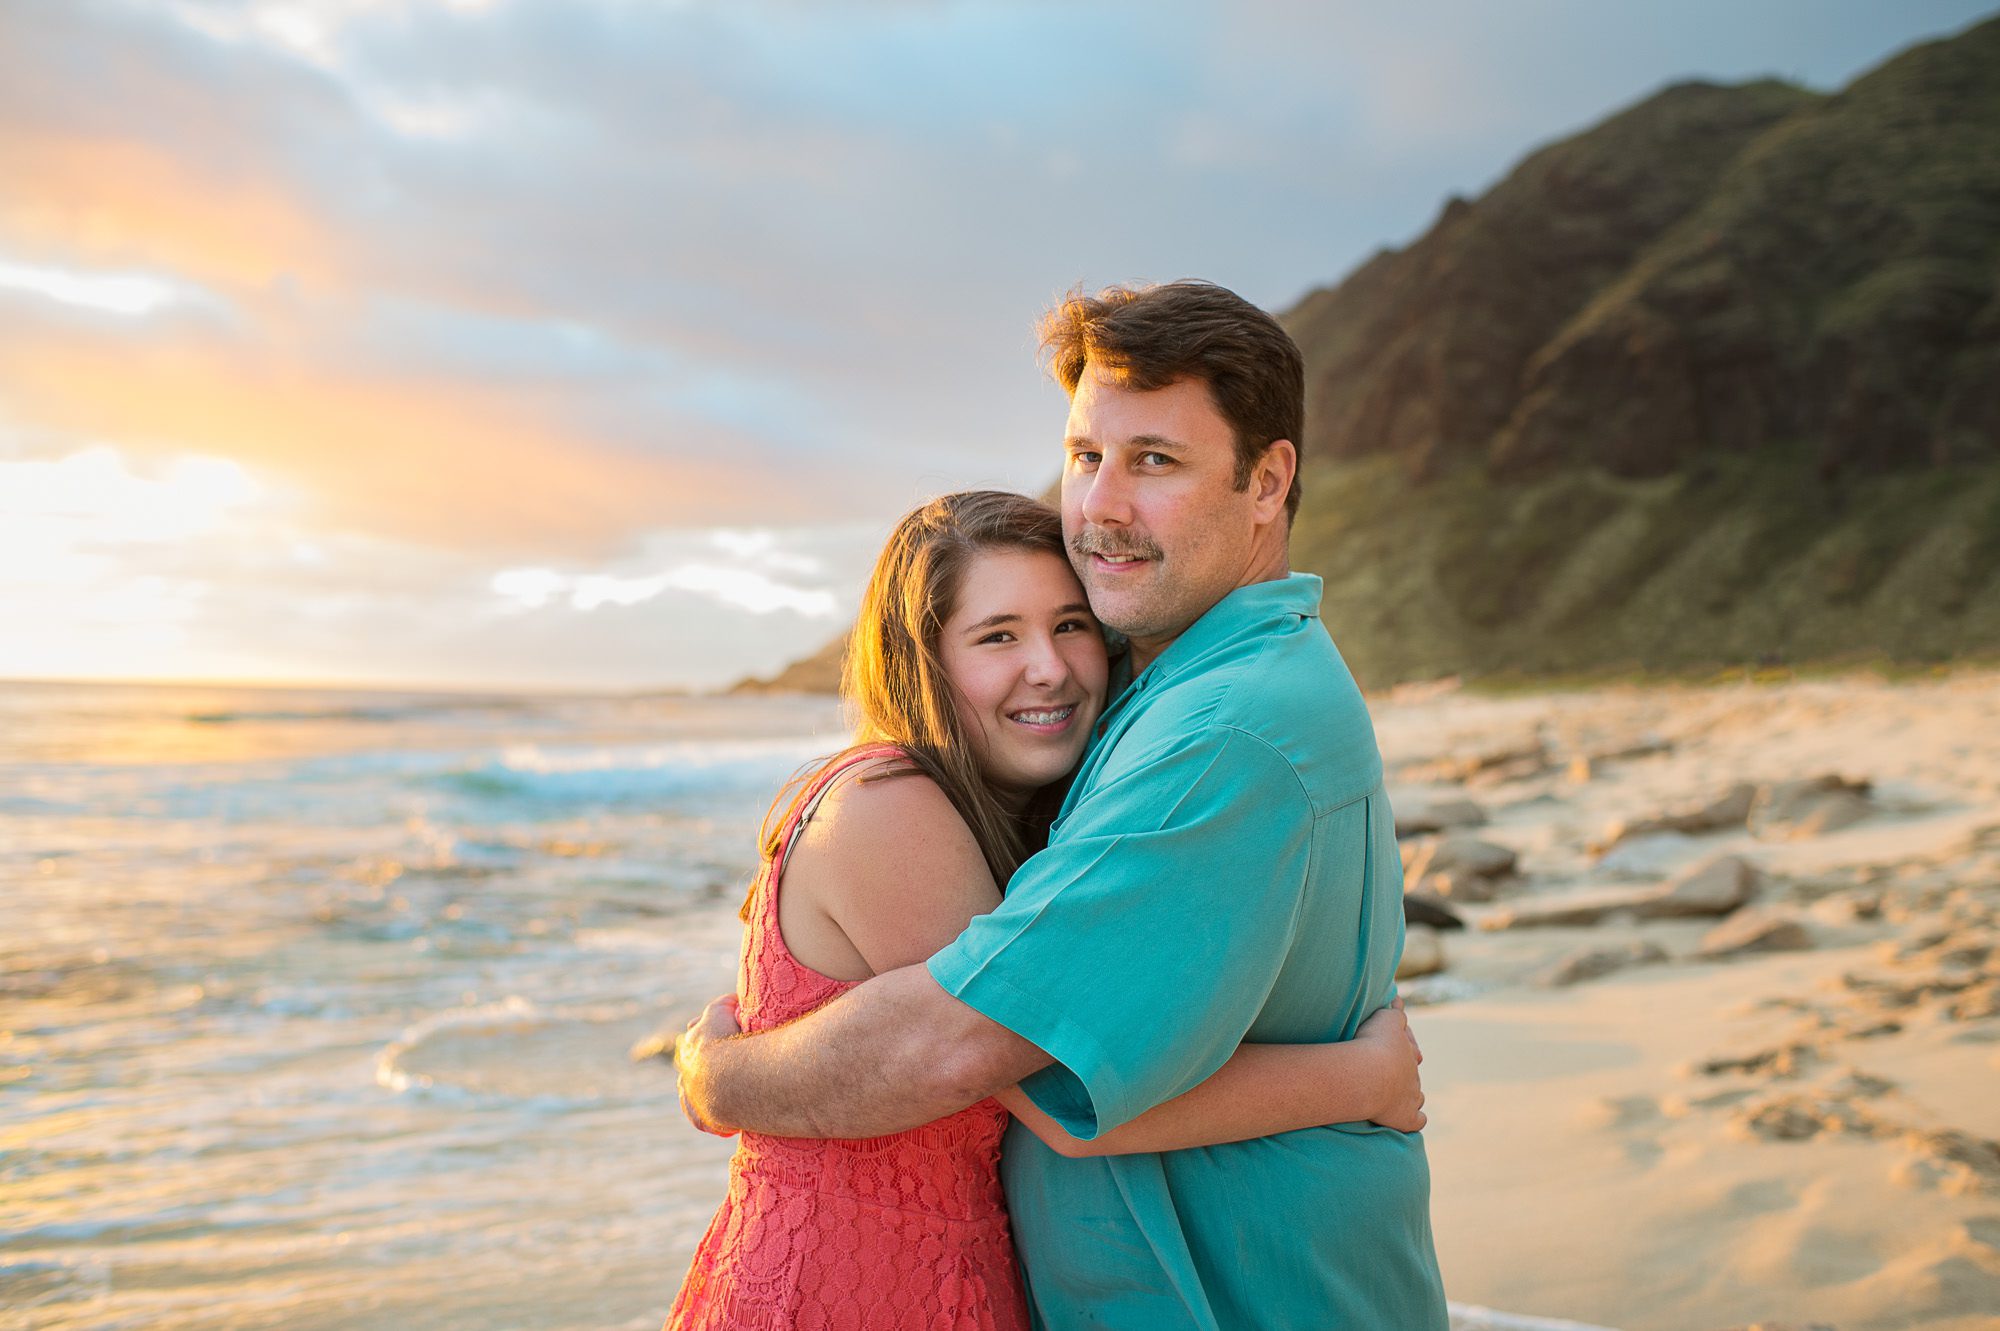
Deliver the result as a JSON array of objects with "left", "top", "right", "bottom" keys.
[{"left": 926, "top": 725, "right": 1313, "bottom": 1139}]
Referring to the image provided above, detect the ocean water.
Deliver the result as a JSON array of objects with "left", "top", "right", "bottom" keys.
[{"left": 0, "top": 682, "right": 847, "bottom": 1331}]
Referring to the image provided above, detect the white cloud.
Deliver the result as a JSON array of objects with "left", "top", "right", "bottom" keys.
[
  {"left": 709, "top": 527, "right": 824, "bottom": 576},
  {"left": 0, "top": 446, "right": 262, "bottom": 550},
  {"left": 0, "top": 260, "right": 190, "bottom": 318},
  {"left": 659, "top": 564, "right": 838, "bottom": 617},
  {"left": 490, "top": 557, "right": 839, "bottom": 618}
]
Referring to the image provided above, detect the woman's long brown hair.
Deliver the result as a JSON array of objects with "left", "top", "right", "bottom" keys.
[{"left": 743, "top": 490, "right": 1076, "bottom": 920}]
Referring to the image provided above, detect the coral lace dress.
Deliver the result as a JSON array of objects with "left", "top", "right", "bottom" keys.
[{"left": 666, "top": 747, "right": 1030, "bottom": 1331}]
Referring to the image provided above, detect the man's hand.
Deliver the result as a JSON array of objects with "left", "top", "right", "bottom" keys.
[
  {"left": 1356, "top": 997, "right": 1426, "bottom": 1133},
  {"left": 675, "top": 993, "right": 744, "bottom": 1136}
]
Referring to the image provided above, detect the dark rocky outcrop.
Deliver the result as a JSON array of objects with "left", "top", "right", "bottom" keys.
[
  {"left": 729, "top": 634, "right": 844, "bottom": 695},
  {"left": 1289, "top": 15, "right": 2000, "bottom": 684}
]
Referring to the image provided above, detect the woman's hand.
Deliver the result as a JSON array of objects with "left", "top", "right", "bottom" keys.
[
  {"left": 675, "top": 993, "right": 745, "bottom": 1137},
  {"left": 1356, "top": 997, "right": 1426, "bottom": 1133}
]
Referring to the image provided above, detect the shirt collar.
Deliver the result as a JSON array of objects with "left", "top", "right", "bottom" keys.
[{"left": 1126, "top": 572, "right": 1324, "bottom": 694}]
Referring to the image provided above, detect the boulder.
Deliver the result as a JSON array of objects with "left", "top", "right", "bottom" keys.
[
  {"left": 1403, "top": 893, "right": 1466, "bottom": 931},
  {"left": 1541, "top": 940, "right": 1669, "bottom": 987},
  {"left": 1750, "top": 775, "right": 1873, "bottom": 839},
  {"left": 1408, "top": 834, "right": 1519, "bottom": 880},
  {"left": 1596, "top": 782, "right": 1757, "bottom": 852},
  {"left": 1595, "top": 831, "right": 1699, "bottom": 878},
  {"left": 1402, "top": 737, "right": 1549, "bottom": 786},
  {"left": 1483, "top": 855, "right": 1758, "bottom": 932},
  {"left": 1398, "top": 926, "right": 1446, "bottom": 979},
  {"left": 1482, "top": 887, "right": 1660, "bottom": 930},
  {"left": 1789, "top": 791, "right": 1873, "bottom": 837},
  {"left": 1587, "top": 735, "right": 1675, "bottom": 764},
  {"left": 1631, "top": 855, "right": 1760, "bottom": 919},
  {"left": 1698, "top": 908, "right": 1813, "bottom": 959},
  {"left": 1394, "top": 798, "right": 1488, "bottom": 838},
  {"left": 1413, "top": 870, "right": 1505, "bottom": 903}
]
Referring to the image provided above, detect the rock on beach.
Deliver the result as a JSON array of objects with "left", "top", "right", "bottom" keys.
[
  {"left": 1697, "top": 908, "right": 1814, "bottom": 959},
  {"left": 1640, "top": 855, "right": 1761, "bottom": 919},
  {"left": 1483, "top": 855, "right": 1762, "bottom": 931},
  {"left": 1396, "top": 797, "right": 1489, "bottom": 838},
  {"left": 1750, "top": 775, "right": 1874, "bottom": 840},
  {"left": 1398, "top": 925, "right": 1447, "bottom": 979},
  {"left": 1541, "top": 940, "right": 1670, "bottom": 987}
]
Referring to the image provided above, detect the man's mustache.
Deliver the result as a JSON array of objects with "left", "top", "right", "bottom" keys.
[{"left": 1070, "top": 529, "right": 1165, "bottom": 562}]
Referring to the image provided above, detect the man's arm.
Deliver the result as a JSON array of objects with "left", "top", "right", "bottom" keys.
[
  {"left": 995, "top": 999, "right": 1426, "bottom": 1158},
  {"left": 676, "top": 963, "right": 1052, "bottom": 1138}
]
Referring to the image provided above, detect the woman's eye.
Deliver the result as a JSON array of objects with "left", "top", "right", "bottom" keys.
[
  {"left": 1054, "top": 618, "right": 1091, "bottom": 634},
  {"left": 977, "top": 631, "right": 1015, "bottom": 645}
]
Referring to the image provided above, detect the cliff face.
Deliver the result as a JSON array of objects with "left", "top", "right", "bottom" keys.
[
  {"left": 1285, "top": 15, "right": 2000, "bottom": 684},
  {"left": 728, "top": 632, "right": 845, "bottom": 695},
  {"left": 738, "top": 17, "right": 2000, "bottom": 693},
  {"left": 1289, "top": 17, "right": 2000, "bottom": 484},
  {"left": 1289, "top": 79, "right": 1819, "bottom": 481}
]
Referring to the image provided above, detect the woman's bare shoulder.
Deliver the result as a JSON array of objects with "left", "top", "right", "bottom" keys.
[
  {"left": 808, "top": 754, "right": 973, "bottom": 852},
  {"left": 794, "top": 753, "right": 1001, "bottom": 971}
]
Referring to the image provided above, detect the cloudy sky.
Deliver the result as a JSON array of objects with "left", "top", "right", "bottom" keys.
[{"left": 3, "top": 0, "right": 1991, "bottom": 691}]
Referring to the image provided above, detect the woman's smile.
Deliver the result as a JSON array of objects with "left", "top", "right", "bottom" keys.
[
  {"left": 1006, "top": 701, "right": 1080, "bottom": 733},
  {"left": 939, "top": 547, "right": 1109, "bottom": 806}
]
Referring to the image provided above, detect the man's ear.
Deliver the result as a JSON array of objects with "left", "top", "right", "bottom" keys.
[{"left": 1252, "top": 440, "right": 1297, "bottom": 523}]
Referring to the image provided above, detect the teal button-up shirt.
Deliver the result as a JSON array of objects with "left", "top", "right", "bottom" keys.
[{"left": 928, "top": 573, "right": 1447, "bottom": 1331}]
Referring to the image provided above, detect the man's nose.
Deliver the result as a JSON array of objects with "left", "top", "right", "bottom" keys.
[{"left": 1078, "top": 466, "right": 1132, "bottom": 529}]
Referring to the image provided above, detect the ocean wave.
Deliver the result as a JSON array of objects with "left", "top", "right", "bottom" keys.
[
  {"left": 372, "top": 995, "right": 648, "bottom": 1109},
  {"left": 433, "top": 736, "right": 829, "bottom": 809}
]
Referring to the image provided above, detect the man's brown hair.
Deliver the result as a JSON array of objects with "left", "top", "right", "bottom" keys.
[{"left": 1037, "top": 280, "right": 1305, "bottom": 521}]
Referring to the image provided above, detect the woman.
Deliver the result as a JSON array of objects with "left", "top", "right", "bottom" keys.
[{"left": 666, "top": 491, "right": 1423, "bottom": 1330}]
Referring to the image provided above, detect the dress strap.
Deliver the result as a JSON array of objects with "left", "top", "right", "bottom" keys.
[{"left": 768, "top": 743, "right": 910, "bottom": 884}]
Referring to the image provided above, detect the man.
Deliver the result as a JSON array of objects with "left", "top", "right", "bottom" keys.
[{"left": 678, "top": 280, "right": 1447, "bottom": 1329}]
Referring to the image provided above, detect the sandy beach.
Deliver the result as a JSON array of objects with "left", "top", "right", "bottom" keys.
[{"left": 1373, "top": 668, "right": 2000, "bottom": 1330}]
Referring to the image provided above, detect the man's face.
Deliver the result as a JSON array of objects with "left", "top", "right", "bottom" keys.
[{"left": 1060, "top": 363, "right": 1262, "bottom": 666}]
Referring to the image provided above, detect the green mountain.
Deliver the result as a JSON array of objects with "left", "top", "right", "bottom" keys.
[
  {"left": 740, "top": 16, "right": 2000, "bottom": 693},
  {"left": 1290, "top": 13, "right": 2000, "bottom": 683}
]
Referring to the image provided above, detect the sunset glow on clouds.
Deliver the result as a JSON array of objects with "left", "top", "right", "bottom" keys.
[{"left": 2, "top": 0, "right": 1988, "bottom": 689}]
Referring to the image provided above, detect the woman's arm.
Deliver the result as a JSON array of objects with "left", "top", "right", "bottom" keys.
[{"left": 995, "top": 1000, "right": 1425, "bottom": 1158}]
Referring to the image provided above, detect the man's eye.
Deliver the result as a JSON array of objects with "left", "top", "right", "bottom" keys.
[
  {"left": 1140, "top": 451, "right": 1173, "bottom": 467},
  {"left": 1070, "top": 451, "right": 1101, "bottom": 468}
]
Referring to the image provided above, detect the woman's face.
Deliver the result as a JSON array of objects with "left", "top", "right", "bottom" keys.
[{"left": 938, "top": 547, "right": 1108, "bottom": 808}]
